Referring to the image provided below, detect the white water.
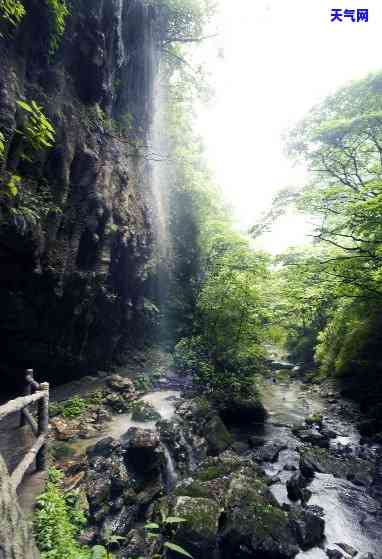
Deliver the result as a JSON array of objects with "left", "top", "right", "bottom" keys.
[
  {"left": 162, "top": 443, "right": 178, "bottom": 489},
  {"left": 259, "top": 380, "right": 382, "bottom": 558},
  {"left": 115, "top": 0, "right": 126, "bottom": 68}
]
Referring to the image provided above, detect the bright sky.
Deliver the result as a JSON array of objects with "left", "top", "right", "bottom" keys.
[{"left": 198, "top": 0, "right": 382, "bottom": 253}]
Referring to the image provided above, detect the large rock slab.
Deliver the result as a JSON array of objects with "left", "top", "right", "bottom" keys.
[{"left": 300, "top": 447, "right": 374, "bottom": 485}]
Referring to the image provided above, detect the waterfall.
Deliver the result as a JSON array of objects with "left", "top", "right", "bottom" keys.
[
  {"left": 115, "top": 0, "right": 126, "bottom": 68},
  {"left": 162, "top": 443, "right": 178, "bottom": 491},
  {"left": 149, "top": 68, "right": 173, "bottom": 342}
]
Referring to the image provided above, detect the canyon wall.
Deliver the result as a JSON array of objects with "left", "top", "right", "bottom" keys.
[{"left": 0, "top": 0, "right": 163, "bottom": 387}]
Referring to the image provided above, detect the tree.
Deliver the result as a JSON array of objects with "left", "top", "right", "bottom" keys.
[{"left": 287, "top": 71, "right": 382, "bottom": 301}]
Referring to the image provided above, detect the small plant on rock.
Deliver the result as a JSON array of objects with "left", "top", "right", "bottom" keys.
[{"left": 145, "top": 511, "right": 193, "bottom": 558}]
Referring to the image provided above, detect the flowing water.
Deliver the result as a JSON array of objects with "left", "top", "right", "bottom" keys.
[
  {"left": 3, "top": 358, "right": 382, "bottom": 557},
  {"left": 255, "top": 379, "right": 382, "bottom": 558},
  {"left": 70, "top": 389, "right": 181, "bottom": 455}
]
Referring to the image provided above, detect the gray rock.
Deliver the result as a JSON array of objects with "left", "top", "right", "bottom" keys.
[
  {"left": 122, "top": 427, "right": 162, "bottom": 476},
  {"left": 254, "top": 440, "right": 288, "bottom": 462},
  {"left": 286, "top": 472, "right": 307, "bottom": 501},
  {"left": 289, "top": 506, "right": 325, "bottom": 549},
  {"left": 106, "top": 374, "right": 136, "bottom": 394},
  {"left": 300, "top": 448, "right": 374, "bottom": 485},
  {"left": 326, "top": 549, "right": 343, "bottom": 559},
  {"left": 0, "top": 454, "right": 39, "bottom": 559},
  {"left": 335, "top": 543, "right": 358, "bottom": 557},
  {"left": 294, "top": 427, "right": 330, "bottom": 448}
]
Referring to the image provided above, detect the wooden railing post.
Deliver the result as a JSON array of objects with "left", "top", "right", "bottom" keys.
[
  {"left": 19, "top": 369, "right": 33, "bottom": 427},
  {"left": 36, "top": 382, "right": 49, "bottom": 471}
]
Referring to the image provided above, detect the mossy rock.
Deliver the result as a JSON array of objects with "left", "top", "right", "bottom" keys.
[
  {"left": 300, "top": 447, "right": 373, "bottom": 485},
  {"left": 305, "top": 414, "right": 323, "bottom": 426},
  {"left": 204, "top": 415, "right": 232, "bottom": 456},
  {"left": 221, "top": 473, "right": 299, "bottom": 558},
  {"left": 131, "top": 401, "right": 161, "bottom": 422},
  {"left": 50, "top": 442, "right": 76, "bottom": 461},
  {"left": 174, "top": 480, "right": 212, "bottom": 499},
  {"left": 196, "top": 452, "right": 243, "bottom": 482},
  {"left": 219, "top": 394, "right": 267, "bottom": 425},
  {"left": 155, "top": 496, "right": 222, "bottom": 559}
]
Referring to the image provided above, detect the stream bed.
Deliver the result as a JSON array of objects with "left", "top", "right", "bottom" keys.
[
  {"left": 256, "top": 380, "right": 382, "bottom": 558},
  {"left": 2, "top": 365, "right": 382, "bottom": 558}
]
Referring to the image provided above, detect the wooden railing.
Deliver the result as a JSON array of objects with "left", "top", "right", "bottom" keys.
[{"left": 0, "top": 369, "right": 49, "bottom": 490}]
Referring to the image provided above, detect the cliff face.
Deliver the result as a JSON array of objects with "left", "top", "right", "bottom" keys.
[
  {"left": 0, "top": 0, "right": 162, "bottom": 385},
  {"left": 0, "top": 453, "right": 40, "bottom": 558}
]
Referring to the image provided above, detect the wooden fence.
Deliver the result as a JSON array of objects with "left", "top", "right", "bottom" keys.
[{"left": 0, "top": 369, "right": 49, "bottom": 490}]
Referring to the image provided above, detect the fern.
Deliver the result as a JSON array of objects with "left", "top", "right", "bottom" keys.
[
  {"left": 17, "top": 99, "right": 55, "bottom": 151},
  {"left": 0, "top": 0, "right": 25, "bottom": 31},
  {"left": 46, "top": 0, "right": 69, "bottom": 55}
]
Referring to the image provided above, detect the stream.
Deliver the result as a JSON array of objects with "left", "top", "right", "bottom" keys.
[
  {"left": 77, "top": 374, "right": 381, "bottom": 557},
  {"left": 256, "top": 379, "right": 382, "bottom": 558},
  {"left": 2, "top": 363, "right": 381, "bottom": 557}
]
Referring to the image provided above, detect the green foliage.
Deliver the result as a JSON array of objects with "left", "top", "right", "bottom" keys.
[
  {"left": 34, "top": 468, "right": 113, "bottom": 559},
  {"left": 0, "top": 0, "right": 25, "bottom": 32},
  {"left": 49, "top": 396, "right": 88, "bottom": 419},
  {"left": 46, "top": 0, "right": 69, "bottom": 55},
  {"left": 0, "top": 131, "right": 6, "bottom": 158},
  {"left": 62, "top": 396, "right": 88, "bottom": 418},
  {"left": 158, "top": 0, "right": 215, "bottom": 46},
  {"left": 134, "top": 374, "right": 153, "bottom": 392},
  {"left": 145, "top": 512, "right": 193, "bottom": 559},
  {"left": 17, "top": 99, "right": 55, "bottom": 151},
  {"left": 174, "top": 230, "right": 269, "bottom": 396},
  {"left": 3, "top": 173, "right": 21, "bottom": 196},
  {"left": 263, "top": 70, "right": 382, "bottom": 394},
  {"left": 34, "top": 468, "right": 90, "bottom": 559}
]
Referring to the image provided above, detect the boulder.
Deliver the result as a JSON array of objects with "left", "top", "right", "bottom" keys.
[
  {"left": 205, "top": 415, "right": 232, "bottom": 456},
  {"left": 335, "top": 543, "right": 358, "bottom": 557},
  {"left": 106, "top": 374, "right": 136, "bottom": 394},
  {"left": 300, "top": 448, "right": 374, "bottom": 485},
  {"left": 122, "top": 427, "right": 162, "bottom": 477},
  {"left": 156, "top": 496, "right": 222, "bottom": 559},
  {"left": 326, "top": 549, "right": 343, "bottom": 559},
  {"left": 86, "top": 436, "right": 121, "bottom": 459},
  {"left": 289, "top": 505, "right": 325, "bottom": 549},
  {"left": 131, "top": 401, "right": 161, "bottom": 422},
  {"left": 286, "top": 472, "right": 307, "bottom": 501},
  {"left": 50, "top": 417, "right": 81, "bottom": 441},
  {"left": 86, "top": 438, "right": 130, "bottom": 521},
  {"left": 293, "top": 427, "right": 330, "bottom": 448},
  {"left": 105, "top": 393, "right": 133, "bottom": 412},
  {"left": 219, "top": 394, "right": 267, "bottom": 425},
  {"left": 254, "top": 440, "right": 288, "bottom": 462},
  {"left": 220, "top": 472, "right": 299, "bottom": 558}
]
